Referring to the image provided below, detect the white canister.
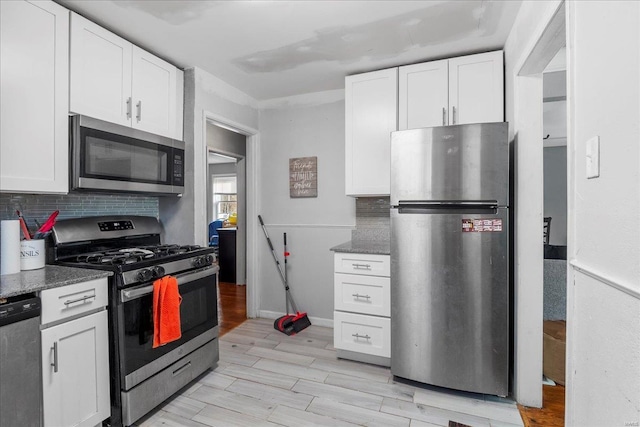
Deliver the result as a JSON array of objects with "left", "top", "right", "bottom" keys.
[{"left": 20, "top": 239, "right": 45, "bottom": 270}]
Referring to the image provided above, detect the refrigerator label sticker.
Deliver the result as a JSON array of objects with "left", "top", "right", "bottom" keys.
[{"left": 462, "top": 219, "right": 503, "bottom": 232}]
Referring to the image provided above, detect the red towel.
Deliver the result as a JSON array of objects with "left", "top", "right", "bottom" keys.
[{"left": 152, "top": 275, "right": 182, "bottom": 348}]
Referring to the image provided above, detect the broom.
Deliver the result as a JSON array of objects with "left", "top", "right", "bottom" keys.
[{"left": 258, "top": 215, "right": 311, "bottom": 335}]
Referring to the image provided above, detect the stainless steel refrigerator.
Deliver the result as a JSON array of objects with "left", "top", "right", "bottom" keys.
[{"left": 390, "top": 122, "right": 509, "bottom": 396}]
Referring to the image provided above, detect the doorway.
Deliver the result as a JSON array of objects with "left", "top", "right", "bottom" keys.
[
  {"left": 510, "top": 0, "right": 567, "bottom": 411},
  {"left": 204, "top": 120, "right": 253, "bottom": 331}
]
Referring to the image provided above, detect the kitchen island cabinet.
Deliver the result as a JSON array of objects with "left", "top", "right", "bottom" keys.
[
  {"left": 40, "top": 278, "right": 110, "bottom": 427},
  {"left": 70, "top": 12, "right": 183, "bottom": 140},
  {"left": 0, "top": 0, "right": 69, "bottom": 194}
]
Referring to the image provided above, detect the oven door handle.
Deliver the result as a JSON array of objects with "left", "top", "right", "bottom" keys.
[{"left": 120, "top": 266, "right": 218, "bottom": 303}]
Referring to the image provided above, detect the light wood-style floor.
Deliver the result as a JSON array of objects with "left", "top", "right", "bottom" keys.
[
  {"left": 134, "top": 281, "right": 564, "bottom": 426},
  {"left": 135, "top": 317, "right": 525, "bottom": 427}
]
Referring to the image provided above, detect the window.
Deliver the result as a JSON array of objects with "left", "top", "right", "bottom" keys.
[{"left": 212, "top": 176, "right": 237, "bottom": 220}]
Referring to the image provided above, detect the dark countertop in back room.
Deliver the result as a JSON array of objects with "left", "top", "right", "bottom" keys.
[
  {"left": 330, "top": 239, "right": 390, "bottom": 255},
  {"left": 0, "top": 265, "right": 112, "bottom": 299}
]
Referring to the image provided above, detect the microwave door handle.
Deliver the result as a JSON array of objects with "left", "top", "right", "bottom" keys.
[{"left": 120, "top": 266, "right": 218, "bottom": 302}]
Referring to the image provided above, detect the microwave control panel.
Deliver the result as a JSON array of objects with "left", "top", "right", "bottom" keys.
[{"left": 172, "top": 149, "right": 184, "bottom": 186}]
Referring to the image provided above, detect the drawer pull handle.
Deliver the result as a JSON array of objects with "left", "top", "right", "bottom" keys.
[
  {"left": 352, "top": 333, "right": 371, "bottom": 341},
  {"left": 64, "top": 294, "right": 95, "bottom": 306},
  {"left": 51, "top": 342, "right": 58, "bottom": 373},
  {"left": 352, "top": 263, "right": 371, "bottom": 270},
  {"left": 352, "top": 293, "right": 371, "bottom": 300},
  {"left": 172, "top": 361, "right": 191, "bottom": 376}
]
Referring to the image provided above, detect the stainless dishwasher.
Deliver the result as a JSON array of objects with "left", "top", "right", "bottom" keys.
[{"left": 0, "top": 294, "right": 42, "bottom": 427}]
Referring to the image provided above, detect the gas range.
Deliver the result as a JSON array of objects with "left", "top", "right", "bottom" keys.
[
  {"left": 52, "top": 216, "right": 216, "bottom": 287},
  {"left": 57, "top": 244, "right": 215, "bottom": 287},
  {"left": 50, "top": 215, "right": 219, "bottom": 426}
]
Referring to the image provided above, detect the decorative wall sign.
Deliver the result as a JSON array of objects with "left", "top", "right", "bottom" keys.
[{"left": 289, "top": 156, "right": 317, "bottom": 198}]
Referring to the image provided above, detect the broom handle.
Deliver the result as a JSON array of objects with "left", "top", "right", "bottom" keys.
[
  {"left": 258, "top": 216, "right": 299, "bottom": 313},
  {"left": 284, "top": 232, "right": 289, "bottom": 314}
]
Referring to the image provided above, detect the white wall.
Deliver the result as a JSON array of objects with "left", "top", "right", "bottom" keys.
[
  {"left": 543, "top": 146, "right": 567, "bottom": 246},
  {"left": 565, "top": 1, "right": 640, "bottom": 424},
  {"left": 504, "top": 0, "right": 563, "bottom": 407},
  {"left": 160, "top": 67, "right": 259, "bottom": 246},
  {"left": 257, "top": 91, "right": 355, "bottom": 323}
]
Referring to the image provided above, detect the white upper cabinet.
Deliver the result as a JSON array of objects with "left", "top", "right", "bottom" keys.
[
  {"left": 70, "top": 13, "right": 132, "bottom": 128},
  {"left": 70, "top": 13, "right": 183, "bottom": 140},
  {"left": 131, "top": 46, "right": 178, "bottom": 137},
  {"left": 399, "top": 51, "right": 504, "bottom": 130},
  {"left": 0, "top": 0, "right": 69, "bottom": 194},
  {"left": 448, "top": 51, "right": 504, "bottom": 125},
  {"left": 399, "top": 60, "right": 449, "bottom": 130},
  {"left": 345, "top": 68, "right": 398, "bottom": 196},
  {"left": 348, "top": 51, "right": 504, "bottom": 196}
]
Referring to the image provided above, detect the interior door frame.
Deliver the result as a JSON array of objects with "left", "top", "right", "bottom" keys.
[
  {"left": 510, "top": 1, "right": 566, "bottom": 407},
  {"left": 201, "top": 110, "right": 259, "bottom": 319}
]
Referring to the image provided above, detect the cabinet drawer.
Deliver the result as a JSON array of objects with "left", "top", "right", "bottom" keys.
[
  {"left": 333, "top": 311, "right": 390, "bottom": 358},
  {"left": 334, "top": 273, "right": 390, "bottom": 317},
  {"left": 41, "top": 278, "right": 108, "bottom": 324},
  {"left": 334, "top": 253, "right": 390, "bottom": 277}
]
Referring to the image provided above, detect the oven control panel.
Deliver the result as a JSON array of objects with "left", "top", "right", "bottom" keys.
[{"left": 98, "top": 221, "right": 135, "bottom": 232}]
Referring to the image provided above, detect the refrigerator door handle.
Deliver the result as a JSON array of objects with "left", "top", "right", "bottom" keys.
[{"left": 395, "top": 200, "right": 499, "bottom": 214}]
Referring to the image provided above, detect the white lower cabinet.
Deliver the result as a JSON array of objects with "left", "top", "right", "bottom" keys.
[
  {"left": 333, "top": 252, "right": 391, "bottom": 366},
  {"left": 41, "top": 280, "right": 110, "bottom": 427},
  {"left": 334, "top": 311, "right": 390, "bottom": 359}
]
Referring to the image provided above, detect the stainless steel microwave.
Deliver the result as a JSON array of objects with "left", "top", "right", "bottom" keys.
[{"left": 71, "top": 115, "right": 185, "bottom": 195}]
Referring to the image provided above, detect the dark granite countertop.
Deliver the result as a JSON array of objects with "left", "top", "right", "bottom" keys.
[
  {"left": 330, "top": 240, "right": 390, "bottom": 255},
  {"left": 0, "top": 265, "right": 112, "bottom": 299}
]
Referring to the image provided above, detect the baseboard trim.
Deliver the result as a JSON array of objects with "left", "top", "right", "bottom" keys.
[
  {"left": 570, "top": 260, "right": 640, "bottom": 300},
  {"left": 258, "top": 310, "right": 334, "bottom": 328}
]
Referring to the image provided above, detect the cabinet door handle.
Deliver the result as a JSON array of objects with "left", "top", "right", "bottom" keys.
[
  {"left": 352, "top": 333, "right": 371, "bottom": 341},
  {"left": 136, "top": 100, "right": 142, "bottom": 122},
  {"left": 452, "top": 106, "right": 456, "bottom": 125},
  {"left": 442, "top": 107, "right": 446, "bottom": 126},
  {"left": 352, "top": 293, "right": 371, "bottom": 300},
  {"left": 351, "top": 263, "right": 371, "bottom": 270},
  {"left": 51, "top": 342, "right": 58, "bottom": 373},
  {"left": 126, "top": 97, "right": 132, "bottom": 119},
  {"left": 64, "top": 294, "right": 95, "bottom": 306}
]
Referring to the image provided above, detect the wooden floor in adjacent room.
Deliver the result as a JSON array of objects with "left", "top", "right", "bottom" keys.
[
  {"left": 217, "top": 281, "right": 246, "bottom": 337},
  {"left": 214, "top": 280, "right": 565, "bottom": 426},
  {"left": 518, "top": 384, "right": 565, "bottom": 427}
]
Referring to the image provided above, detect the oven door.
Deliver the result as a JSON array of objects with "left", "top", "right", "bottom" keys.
[{"left": 118, "top": 266, "right": 218, "bottom": 390}]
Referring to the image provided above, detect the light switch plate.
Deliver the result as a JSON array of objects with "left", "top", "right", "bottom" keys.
[{"left": 586, "top": 136, "right": 600, "bottom": 179}]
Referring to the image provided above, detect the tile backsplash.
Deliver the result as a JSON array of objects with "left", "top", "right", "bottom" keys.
[
  {"left": 353, "top": 197, "right": 390, "bottom": 241},
  {"left": 0, "top": 193, "right": 159, "bottom": 229}
]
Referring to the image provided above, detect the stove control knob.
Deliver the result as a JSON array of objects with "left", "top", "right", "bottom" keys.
[
  {"left": 192, "top": 257, "right": 204, "bottom": 268},
  {"left": 152, "top": 266, "right": 165, "bottom": 278},
  {"left": 138, "top": 269, "right": 153, "bottom": 282},
  {"left": 205, "top": 255, "right": 214, "bottom": 265}
]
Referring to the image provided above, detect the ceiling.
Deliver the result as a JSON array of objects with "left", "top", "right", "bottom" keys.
[{"left": 57, "top": 0, "right": 522, "bottom": 101}]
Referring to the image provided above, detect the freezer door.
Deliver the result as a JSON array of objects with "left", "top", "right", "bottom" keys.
[
  {"left": 390, "top": 208, "right": 508, "bottom": 396},
  {"left": 390, "top": 123, "right": 509, "bottom": 207}
]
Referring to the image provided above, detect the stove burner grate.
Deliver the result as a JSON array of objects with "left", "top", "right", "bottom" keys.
[{"left": 71, "top": 245, "right": 206, "bottom": 266}]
